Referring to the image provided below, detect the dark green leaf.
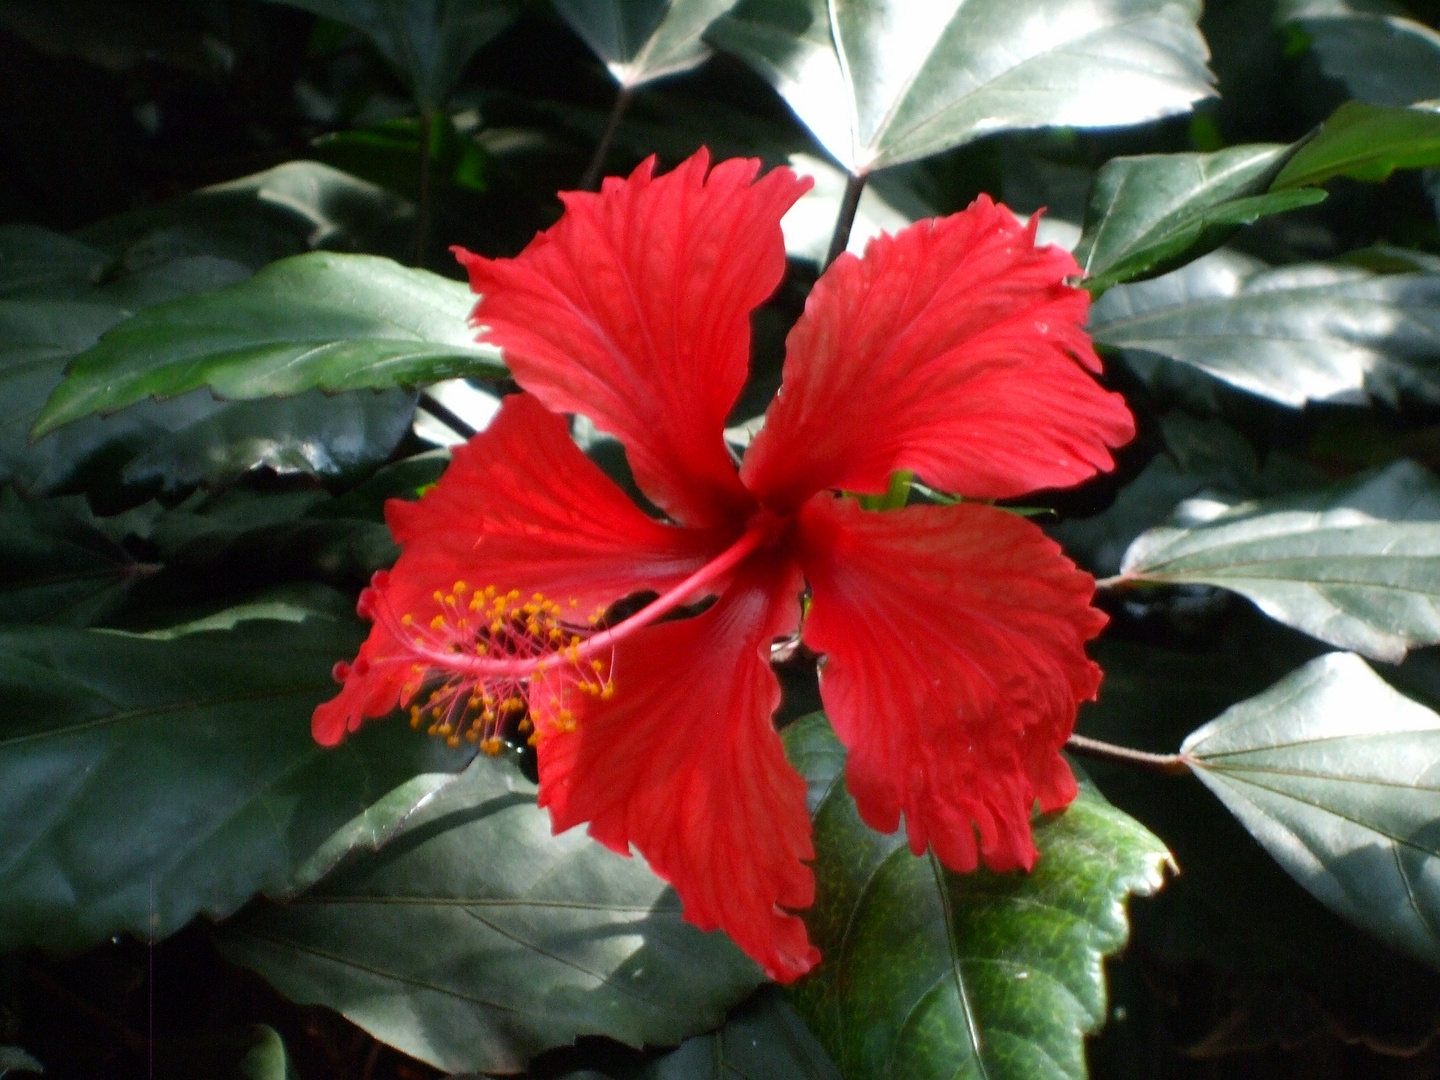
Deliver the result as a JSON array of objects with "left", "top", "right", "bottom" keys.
[
  {"left": 708, "top": 0, "right": 1214, "bottom": 173},
  {"left": 0, "top": 490, "right": 152, "bottom": 626},
  {"left": 1088, "top": 249, "right": 1440, "bottom": 408},
  {"left": 1274, "top": 101, "right": 1440, "bottom": 189},
  {"left": 1117, "top": 460, "right": 1440, "bottom": 663},
  {"left": 33, "top": 252, "right": 503, "bottom": 439},
  {"left": 0, "top": 1047, "right": 43, "bottom": 1077},
  {"left": 554, "top": 0, "right": 736, "bottom": 89},
  {"left": 1075, "top": 145, "right": 1326, "bottom": 293},
  {"left": 782, "top": 714, "right": 1171, "bottom": 1080},
  {"left": 0, "top": 224, "right": 110, "bottom": 299},
  {"left": 120, "top": 388, "right": 418, "bottom": 492},
  {"left": 217, "top": 753, "right": 765, "bottom": 1074},
  {"left": 539, "top": 989, "right": 841, "bottom": 1080},
  {"left": 1293, "top": 14, "right": 1440, "bottom": 107},
  {"left": 0, "top": 0, "right": 225, "bottom": 76},
  {"left": 313, "top": 114, "right": 489, "bottom": 200},
  {"left": 77, "top": 161, "right": 416, "bottom": 272},
  {"left": 0, "top": 609, "right": 469, "bottom": 953},
  {"left": 265, "top": 0, "right": 519, "bottom": 111},
  {"left": 1182, "top": 651, "right": 1440, "bottom": 971}
]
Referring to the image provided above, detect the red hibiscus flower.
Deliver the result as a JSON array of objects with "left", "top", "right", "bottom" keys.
[{"left": 314, "top": 149, "right": 1134, "bottom": 982}]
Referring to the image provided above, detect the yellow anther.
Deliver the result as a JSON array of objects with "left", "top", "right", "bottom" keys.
[
  {"left": 433, "top": 591, "right": 445, "bottom": 604},
  {"left": 601, "top": 682, "right": 615, "bottom": 699},
  {"left": 569, "top": 598, "right": 579, "bottom": 608},
  {"left": 431, "top": 615, "right": 446, "bottom": 629},
  {"left": 401, "top": 614, "right": 414, "bottom": 626},
  {"left": 591, "top": 659, "right": 604, "bottom": 671},
  {"left": 454, "top": 581, "right": 468, "bottom": 594}
]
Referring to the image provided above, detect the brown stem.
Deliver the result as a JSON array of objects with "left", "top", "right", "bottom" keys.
[
  {"left": 823, "top": 170, "right": 868, "bottom": 268},
  {"left": 418, "top": 390, "right": 478, "bottom": 440},
  {"left": 1066, "top": 733, "right": 1192, "bottom": 777},
  {"left": 414, "top": 110, "right": 436, "bottom": 267},
  {"left": 580, "top": 86, "right": 633, "bottom": 191}
]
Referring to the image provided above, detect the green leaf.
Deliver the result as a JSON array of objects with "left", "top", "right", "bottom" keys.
[
  {"left": 0, "top": 1047, "right": 43, "bottom": 1077},
  {"left": 782, "top": 714, "right": 1171, "bottom": 1080},
  {"left": 155, "top": 1025, "right": 300, "bottom": 1080},
  {"left": 119, "top": 388, "right": 418, "bottom": 492},
  {"left": 313, "top": 114, "right": 489, "bottom": 200},
  {"left": 1182, "top": 651, "right": 1440, "bottom": 971},
  {"left": 0, "top": 224, "right": 110, "bottom": 299},
  {"left": 0, "top": 0, "right": 226, "bottom": 77},
  {"left": 216, "top": 753, "right": 765, "bottom": 1075},
  {"left": 1292, "top": 14, "right": 1440, "bottom": 107},
  {"left": 1051, "top": 412, "right": 1271, "bottom": 575},
  {"left": 1117, "top": 460, "right": 1440, "bottom": 663},
  {"left": 591, "top": 989, "right": 841, "bottom": 1080},
  {"left": 33, "top": 252, "right": 503, "bottom": 439},
  {"left": 1075, "top": 145, "right": 1326, "bottom": 293},
  {"left": 77, "top": 160, "right": 416, "bottom": 272},
  {"left": 264, "top": 0, "right": 519, "bottom": 111},
  {"left": 1088, "top": 248, "right": 1440, "bottom": 408},
  {"left": 554, "top": 0, "right": 736, "bottom": 89},
  {"left": 707, "top": 0, "right": 1214, "bottom": 174},
  {"left": 1274, "top": 101, "right": 1440, "bottom": 189},
  {"left": 0, "top": 491, "right": 152, "bottom": 626},
  {"left": 0, "top": 609, "right": 469, "bottom": 953}
]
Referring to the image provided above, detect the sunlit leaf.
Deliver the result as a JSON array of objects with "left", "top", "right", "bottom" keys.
[
  {"left": 1118, "top": 460, "right": 1440, "bottom": 663},
  {"left": 1274, "top": 101, "right": 1440, "bottom": 189},
  {"left": 1075, "top": 145, "right": 1325, "bottom": 293},
  {"left": 554, "top": 0, "right": 737, "bottom": 88},
  {"left": 265, "top": 0, "right": 519, "bottom": 111},
  {"left": 1088, "top": 248, "right": 1440, "bottom": 407},
  {"left": 217, "top": 752, "right": 765, "bottom": 1074},
  {"left": 0, "top": 608, "right": 469, "bottom": 953},
  {"left": 783, "top": 714, "right": 1171, "bottom": 1080},
  {"left": 120, "top": 388, "right": 418, "bottom": 492},
  {"left": 708, "top": 0, "right": 1214, "bottom": 173},
  {"left": 1182, "top": 651, "right": 1440, "bottom": 971},
  {"left": 33, "top": 252, "right": 503, "bottom": 439}
]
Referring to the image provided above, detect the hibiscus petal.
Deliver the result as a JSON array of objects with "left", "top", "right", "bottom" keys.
[
  {"left": 742, "top": 196, "right": 1134, "bottom": 512},
  {"left": 313, "top": 394, "right": 728, "bottom": 746},
  {"left": 535, "top": 553, "right": 818, "bottom": 982},
  {"left": 454, "top": 149, "right": 811, "bottom": 528},
  {"left": 793, "top": 495, "right": 1107, "bottom": 874}
]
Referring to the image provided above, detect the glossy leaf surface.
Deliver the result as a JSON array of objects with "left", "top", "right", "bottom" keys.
[
  {"left": 1119, "top": 460, "right": 1440, "bottom": 663},
  {"left": 34, "top": 253, "right": 503, "bottom": 439},
  {"left": 218, "top": 753, "right": 766, "bottom": 1075},
  {"left": 1088, "top": 249, "right": 1440, "bottom": 407},
  {"left": 708, "top": 0, "right": 1214, "bottom": 173},
  {"left": 0, "top": 609, "right": 469, "bottom": 953},
  {"left": 1075, "top": 145, "right": 1325, "bottom": 293},
  {"left": 1274, "top": 101, "right": 1440, "bottom": 189},
  {"left": 1294, "top": 14, "right": 1440, "bottom": 107},
  {"left": 554, "top": 0, "right": 736, "bottom": 88},
  {"left": 264, "top": 0, "right": 519, "bottom": 111},
  {"left": 1183, "top": 652, "right": 1440, "bottom": 971},
  {"left": 782, "top": 714, "right": 1170, "bottom": 1080}
]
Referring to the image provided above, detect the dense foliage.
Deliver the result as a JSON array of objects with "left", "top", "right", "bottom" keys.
[{"left": 8, "top": 0, "right": 1440, "bottom": 1077}]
